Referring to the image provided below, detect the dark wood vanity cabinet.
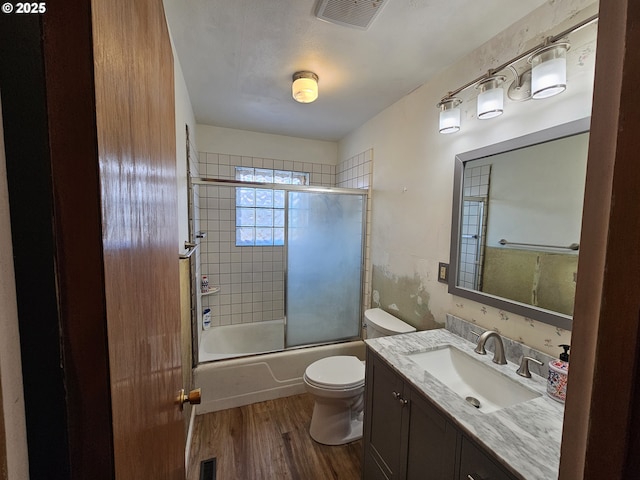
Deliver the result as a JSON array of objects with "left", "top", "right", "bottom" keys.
[
  {"left": 458, "top": 437, "right": 516, "bottom": 480},
  {"left": 363, "top": 348, "right": 518, "bottom": 480}
]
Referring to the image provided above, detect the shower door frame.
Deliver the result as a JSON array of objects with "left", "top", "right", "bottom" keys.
[
  {"left": 282, "top": 187, "right": 368, "bottom": 349},
  {"left": 191, "top": 177, "right": 368, "bottom": 357}
]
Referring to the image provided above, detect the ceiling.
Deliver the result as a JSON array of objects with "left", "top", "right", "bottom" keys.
[{"left": 163, "top": 0, "right": 546, "bottom": 142}]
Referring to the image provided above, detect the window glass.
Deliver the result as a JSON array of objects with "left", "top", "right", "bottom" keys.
[{"left": 234, "top": 167, "right": 309, "bottom": 246}]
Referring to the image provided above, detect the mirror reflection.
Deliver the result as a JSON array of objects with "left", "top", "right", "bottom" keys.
[{"left": 449, "top": 119, "right": 590, "bottom": 328}]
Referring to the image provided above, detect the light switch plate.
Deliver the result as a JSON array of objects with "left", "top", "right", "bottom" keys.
[{"left": 438, "top": 262, "right": 449, "bottom": 283}]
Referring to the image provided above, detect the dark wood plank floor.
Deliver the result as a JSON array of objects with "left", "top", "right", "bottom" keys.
[{"left": 187, "top": 393, "right": 362, "bottom": 480}]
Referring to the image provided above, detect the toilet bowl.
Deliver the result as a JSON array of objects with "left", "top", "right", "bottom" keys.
[
  {"left": 304, "top": 355, "right": 365, "bottom": 445},
  {"left": 303, "top": 308, "right": 416, "bottom": 445}
]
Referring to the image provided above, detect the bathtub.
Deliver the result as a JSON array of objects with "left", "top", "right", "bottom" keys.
[
  {"left": 199, "top": 319, "right": 286, "bottom": 362},
  {"left": 194, "top": 336, "right": 366, "bottom": 414}
]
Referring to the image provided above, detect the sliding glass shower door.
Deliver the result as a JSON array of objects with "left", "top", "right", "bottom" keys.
[{"left": 285, "top": 190, "right": 365, "bottom": 348}]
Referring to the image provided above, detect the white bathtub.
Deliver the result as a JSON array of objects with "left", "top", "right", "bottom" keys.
[
  {"left": 194, "top": 337, "right": 366, "bottom": 414},
  {"left": 199, "top": 319, "right": 286, "bottom": 362}
]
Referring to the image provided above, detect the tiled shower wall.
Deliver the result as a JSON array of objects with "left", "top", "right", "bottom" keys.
[
  {"left": 458, "top": 164, "right": 491, "bottom": 290},
  {"left": 197, "top": 153, "right": 336, "bottom": 328},
  {"left": 195, "top": 150, "right": 374, "bottom": 331}
]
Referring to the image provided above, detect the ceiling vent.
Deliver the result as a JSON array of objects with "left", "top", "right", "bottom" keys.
[{"left": 315, "top": 0, "right": 390, "bottom": 30}]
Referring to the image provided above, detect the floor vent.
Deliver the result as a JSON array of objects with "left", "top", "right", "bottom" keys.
[
  {"left": 199, "top": 458, "right": 217, "bottom": 480},
  {"left": 315, "top": 0, "right": 390, "bottom": 30}
]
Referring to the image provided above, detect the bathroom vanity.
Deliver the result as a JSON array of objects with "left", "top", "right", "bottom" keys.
[{"left": 362, "top": 330, "right": 565, "bottom": 480}]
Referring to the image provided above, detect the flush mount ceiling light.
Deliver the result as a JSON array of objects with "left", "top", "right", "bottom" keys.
[
  {"left": 292, "top": 71, "right": 319, "bottom": 104},
  {"left": 529, "top": 42, "right": 570, "bottom": 99},
  {"left": 476, "top": 75, "right": 506, "bottom": 120},
  {"left": 436, "top": 97, "right": 462, "bottom": 134}
]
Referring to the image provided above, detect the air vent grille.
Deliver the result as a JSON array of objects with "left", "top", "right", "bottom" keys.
[
  {"left": 199, "top": 458, "right": 216, "bottom": 480},
  {"left": 315, "top": 0, "right": 389, "bottom": 30}
]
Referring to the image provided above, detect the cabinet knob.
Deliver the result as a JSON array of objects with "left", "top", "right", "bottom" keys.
[{"left": 391, "top": 391, "right": 408, "bottom": 406}]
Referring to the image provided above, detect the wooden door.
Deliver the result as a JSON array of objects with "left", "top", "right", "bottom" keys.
[
  {"left": 90, "top": 0, "right": 185, "bottom": 477},
  {"left": 2, "top": 0, "right": 185, "bottom": 476},
  {"left": 559, "top": 1, "right": 640, "bottom": 478}
]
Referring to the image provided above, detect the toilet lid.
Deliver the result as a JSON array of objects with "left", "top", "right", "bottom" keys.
[
  {"left": 365, "top": 308, "right": 416, "bottom": 336},
  {"left": 305, "top": 356, "right": 365, "bottom": 389}
]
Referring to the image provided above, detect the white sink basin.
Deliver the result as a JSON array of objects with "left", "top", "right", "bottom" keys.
[{"left": 407, "top": 346, "right": 541, "bottom": 413}]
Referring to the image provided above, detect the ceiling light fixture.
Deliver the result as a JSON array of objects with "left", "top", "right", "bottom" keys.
[
  {"left": 529, "top": 42, "right": 570, "bottom": 99},
  {"left": 476, "top": 76, "right": 506, "bottom": 119},
  {"left": 436, "top": 97, "right": 462, "bottom": 134},
  {"left": 434, "top": 14, "right": 597, "bottom": 134},
  {"left": 292, "top": 71, "right": 319, "bottom": 104}
]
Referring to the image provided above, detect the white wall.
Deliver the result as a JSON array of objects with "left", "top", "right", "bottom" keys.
[
  {"left": 196, "top": 125, "right": 338, "bottom": 166},
  {"left": 170, "top": 32, "right": 198, "bottom": 254},
  {"left": 338, "top": 0, "right": 598, "bottom": 355},
  {"left": 472, "top": 132, "right": 589, "bottom": 247},
  {"left": 0, "top": 95, "right": 29, "bottom": 480}
]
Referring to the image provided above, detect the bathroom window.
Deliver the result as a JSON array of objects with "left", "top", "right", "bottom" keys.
[{"left": 235, "top": 167, "right": 309, "bottom": 246}]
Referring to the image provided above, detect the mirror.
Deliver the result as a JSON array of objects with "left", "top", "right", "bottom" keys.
[{"left": 449, "top": 118, "right": 590, "bottom": 330}]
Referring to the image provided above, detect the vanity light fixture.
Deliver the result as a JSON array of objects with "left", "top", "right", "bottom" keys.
[
  {"left": 506, "top": 66, "right": 532, "bottom": 102},
  {"left": 476, "top": 75, "right": 506, "bottom": 119},
  {"left": 529, "top": 42, "right": 570, "bottom": 99},
  {"left": 436, "top": 97, "right": 462, "bottom": 134},
  {"left": 434, "top": 13, "right": 597, "bottom": 134},
  {"left": 292, "top": 71, "right": 319, "bottom": 103}
]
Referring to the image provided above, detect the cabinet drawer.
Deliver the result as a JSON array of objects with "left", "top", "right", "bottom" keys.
[{"left": 459, "top": 437, "right": 517, "bottom": 480}]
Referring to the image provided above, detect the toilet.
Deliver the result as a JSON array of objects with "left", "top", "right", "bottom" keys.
[{"left": 303, "top": 308, "right": 416, "bottom": 445}]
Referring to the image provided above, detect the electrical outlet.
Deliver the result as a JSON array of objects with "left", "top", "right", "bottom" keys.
[{"left": 438, "top": 262, "right": 449, "bottom": 283}]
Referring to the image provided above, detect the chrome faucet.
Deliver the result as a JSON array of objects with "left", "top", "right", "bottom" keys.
[{"left": 472, "top": 330, "right": 507, "bottom": 365}]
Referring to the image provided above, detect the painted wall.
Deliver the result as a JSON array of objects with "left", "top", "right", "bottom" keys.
[
  {"left": 338, "top": 1, "right": 598, "bottom": 356},
  {"left": 0, "top": 96, "right": 29, "bottom": 480},
  {"left": 473, "top": 132, "right": 589, "bottom": 247},
  {"left": 196, "top": 124, "right": 338, "bottom": 166},
  {"left": 171, "top": 38, "right": 198, "bottom": 255}
]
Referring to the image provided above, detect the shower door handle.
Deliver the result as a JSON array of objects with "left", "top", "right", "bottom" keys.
[{"left": 177, "top": 388, "right": 201, "bottom": 410}]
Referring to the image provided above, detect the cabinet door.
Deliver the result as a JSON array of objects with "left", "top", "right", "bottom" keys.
[
  {"left": 364, "top": 350, "right": 407, "bottom": 479},
  {"left": 459, "top": 437, "right": 516, "bottom": 480},
  {"left": 406, "top": 387, "right": 457, "bottom": 480}
]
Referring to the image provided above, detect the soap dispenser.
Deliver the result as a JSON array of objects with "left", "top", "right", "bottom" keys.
[{"left": 547, "top": 344, "right": 570, "bottom": 403}]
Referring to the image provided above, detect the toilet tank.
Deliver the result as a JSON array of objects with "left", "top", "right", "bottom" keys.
[{"left": 364, "top": 308, "right": 416, "bottom": 339}]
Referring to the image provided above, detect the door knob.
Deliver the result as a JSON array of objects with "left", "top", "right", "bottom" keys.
[{"left": 177, "top": 388, "right": 201, "bottom": 410}]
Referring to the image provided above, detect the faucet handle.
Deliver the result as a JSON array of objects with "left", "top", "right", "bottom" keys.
[{"left": 516, "top": 356, "right": 544, "bottom": 378}]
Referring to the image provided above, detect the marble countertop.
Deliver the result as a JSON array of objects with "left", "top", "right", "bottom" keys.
[{"left": 365, "top": 329, "right": 565, "bottom": 480}]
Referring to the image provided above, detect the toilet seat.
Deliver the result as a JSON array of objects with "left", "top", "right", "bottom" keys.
[{"left": 304, "top": 356, "right": 365, "bottom": 390}]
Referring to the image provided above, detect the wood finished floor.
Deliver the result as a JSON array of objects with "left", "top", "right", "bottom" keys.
[{"left": 187, "top": 393, "right": 362, "bottom": 480}]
